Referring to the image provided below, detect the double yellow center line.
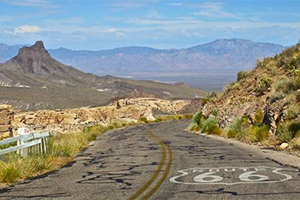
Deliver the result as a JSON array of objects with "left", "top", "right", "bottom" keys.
[{"left": 128, "top": 130, "right": 173, "bottom": 200}]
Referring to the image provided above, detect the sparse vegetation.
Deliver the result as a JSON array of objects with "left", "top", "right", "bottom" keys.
[
  {"left": 138, "top": 117, "right": 149, "bottom": 124},
  {"left": 227, "top": 117, "right": 245, "bottom": 138},
  {"left": 247, "top": 125, "right": 269, "bottom": 142},
  {"left": 237, "top": 71, "right": 251, "bottom": 81},
  {"left": 275, "top": 78, "right": 298, "bottom": 94},
  {"left": 0, "top": 113, "right": 192, "bottom": 185},
  {"left": 188, "top": 112, "right": 203, "bottom": 132},
  {"left": 189, "top": 42, "right": 300, "bottom": 153},
  {"left": 256, "top": 77, "right": 273, "bottom": 95},
  {"left": 201, "top": 117, "right": 222, "bottom": 135}
]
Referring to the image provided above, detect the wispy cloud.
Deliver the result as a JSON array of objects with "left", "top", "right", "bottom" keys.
[
  {"left": 1, "top": 0, "right": 58, "bottom": 8},
  {"left": 13, "top": 25, "right": 42, "bottom": 34},
  {"left": 168, "top": 2, "right": 184, "bottom": 6},
  {"left": 194, "top": 2, "right": 241, "bottom": 19},
  {"left": 107, "top": 0, "right": 162, "bottom": 10},
  {"left": 107, "top": 28, "right": 126, "bottom": 36}
]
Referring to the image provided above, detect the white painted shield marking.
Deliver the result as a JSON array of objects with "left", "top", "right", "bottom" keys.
[{"left": 169, "top": 166, "right": 293, "bottom": 185}]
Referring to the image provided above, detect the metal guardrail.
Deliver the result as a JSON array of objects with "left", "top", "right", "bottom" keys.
[{"left": 0, "top": 131, "right": 50, "bottom": 157}]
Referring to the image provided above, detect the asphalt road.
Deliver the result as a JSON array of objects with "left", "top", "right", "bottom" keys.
[{"left": 1, "top": 120, "right": 300, "bottom": 200}]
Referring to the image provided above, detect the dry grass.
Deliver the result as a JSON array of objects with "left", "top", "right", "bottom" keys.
[{"left": 0, "top": 114, "right": 190, "bottom": 185}]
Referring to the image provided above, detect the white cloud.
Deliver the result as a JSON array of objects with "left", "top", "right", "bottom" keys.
[
  {"left": 194, "top": 2, "right": 240, "bottom": 19},
  {"left": 14, "top": 25, "right": 42, "bottom": 34},
  {"left": 107, "top": 28, "right": 125, "bottom": 36}
]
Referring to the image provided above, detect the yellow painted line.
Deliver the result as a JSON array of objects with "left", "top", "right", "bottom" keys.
[
  {"left": 142, "top": 143, "right": 173, "bottom": 200},
  {"left": 128, "top": 130, "right": 167, "bottom": 200}
]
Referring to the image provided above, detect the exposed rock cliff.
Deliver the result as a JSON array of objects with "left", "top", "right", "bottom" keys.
[{"left": 0, "top": 105, "right": 14, "bottom": 138}]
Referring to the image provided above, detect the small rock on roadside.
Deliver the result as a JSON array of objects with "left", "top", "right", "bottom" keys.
[{"left": 280, "top": 143, "right": 289, "bottom": 149}]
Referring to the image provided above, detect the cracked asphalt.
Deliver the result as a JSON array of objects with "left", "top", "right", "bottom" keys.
[{"left": 0, "top": 120, "right": 300, "bottom": 200}]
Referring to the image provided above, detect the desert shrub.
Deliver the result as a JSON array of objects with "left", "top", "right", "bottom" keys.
[
  {"left": 232, "top": 83, "right": 241, "bottom": 90},
  {"left": 192, "top": 112, "right": 202, "bottom": 125},
  {"left": 138, "top": 117, "right": 149, "bottom": 124},
  {"left": 227, "top": 118, "right": 243, "bottom": 138},
  {"left": 21, "top": 156, "right": 50, "bottom": 175},
  {"left": 291, "top": 136, "right": 300, "bottom": 150},
  {"left": 49, "top": 133, "right": 86, "bottom": 157},
  {"left": 269, "top": 91, "right": 286, "bottom": 103},
  {"left": 237, "top": 71, "right": 250, "bottom": 81},
  {"left": 227, "top": 117, "right": 251, "bottom": 139},
  {"left": 183, "top": 114, "right": 193, "bottom": 119},
  {"left": 275, "top": 78, "right": 298, "bottom": 94},
  {"left": 201, "top": 97, "right": 210, "bottom": 106},
  {"left": 0, "top": 161, "right": 20, "bottom": 183},
  {"left": 82, "top": 125, "right": 105, "bottom": 141},
  {"left": 211, "top": 109, "right": 218, "bottom": 117},
  {"left": 276, "top": 122, "right": 300, "bottom": 142},
  {"left": 201, "top": 117, "right": 222, "bottom": 135},
  {"left": 289, "top": 122, "right": 300, "bottom": 137},
  {"left": 188, "top": 123, "right": 201, "bottom": 132},
  {"left": 256, "top": 77, "right": 273, "bottom": 95},
  {"left": 248, "top": 125, "right": 269, "bottom": 142},
  {"left": 207, "top": 91, "right": 218, "bottom": 99},
  {"left": 154, "top": 118, "right": 163, "bottom": 122},
  {"left": 254, "top": 109, "right": 264, "bottom": 125},
  {"left": 286, "top": 104, "right": 300, "bottom": 120},
  {"left": 49, "top": 124, "right": 110, "bottom": 157},
  {"left": 188, "top": 112, "right": 203, "bottom": 131}
]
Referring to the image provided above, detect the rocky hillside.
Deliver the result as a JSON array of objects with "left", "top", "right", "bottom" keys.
[
  {"left": 0, "top": 39, "right": 284, "bottom": 75},
  {"left": 202, "top": 42, "right": 300, "bottom": 141},
  {"left": 0, "top": 41, "right": 205, "bottom": 111}
]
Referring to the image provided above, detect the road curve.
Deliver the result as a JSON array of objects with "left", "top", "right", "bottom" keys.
[{"left": 0, "top": 120, "right": 300, "bottom": 200}]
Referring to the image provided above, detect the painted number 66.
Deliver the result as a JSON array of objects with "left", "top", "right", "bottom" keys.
[{"left": 194, "top": 171, "right": 269, "bottom": 183}]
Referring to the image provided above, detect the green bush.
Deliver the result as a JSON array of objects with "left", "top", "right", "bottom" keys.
[
  {"left": 275, "top": 78, "right": 298, "bottom": 94},
  {"left": 201, "top": 117, "right": 222, "bottom": 135},
  {"left": 248, "top": 125, "right": 269, "bottom": 142},
  {"left": 192, "top": 112, "right": 202, "bottom": 126},
  {"left": 211, "top": 109, "right": 218, "bottom": 117},
  {"left": 188, "top": 112, "right": 203, "bottom": 131},
  {"left": 256, "top": 77, "right": 273, "bottom": 95},
  {"left": 0, "top": 161, "right": 20, "bottom": 183},
  {"left": 276, "top": 122, "right": 300, "bottom": 142},
  {"left": 237, "top": 71, "right": 250, "bottom": 81},
  {"left": 227, "top": 118, "right": 243, "bottom": 138},
  {"left": 254, "top": 109, "right": 264, "bottom": 125},
  {"left": 138, "top": 117, "right": 149, "bottom": 124},
  {"left": 289, "top": 122, "right": 300, "bottom": 138},
  {"left": 286, "top": 104, "right": 300, "bottom": 120},
  {"left": 201, "top": 97, "right": 210, "bottom": 106}
]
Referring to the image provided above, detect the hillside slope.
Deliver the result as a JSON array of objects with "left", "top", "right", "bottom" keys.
[
  {"left": 0, "top": 41, "right": 205, "bottom": 111},
  {"left": 202, "top": 42, "right": 300, "bottom": 144}
]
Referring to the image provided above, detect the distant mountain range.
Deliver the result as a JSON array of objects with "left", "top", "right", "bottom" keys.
[
  {"left": 0, "top": 39, "right": 285, "bottom": 75},
  {"left": 0, "top": 41, "right": 205, "bottom": 111}
]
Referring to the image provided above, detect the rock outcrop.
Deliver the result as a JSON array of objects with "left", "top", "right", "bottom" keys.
[
  {"left": 9, "top": 98, "right": 191, "bottom": 134},
  {"left": 0, "top": 105, "right": 14, "bottom": 138}
]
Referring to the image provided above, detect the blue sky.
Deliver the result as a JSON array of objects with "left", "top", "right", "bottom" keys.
[{"left": 0, "top": 0, "right": 299, "bottom": 50}]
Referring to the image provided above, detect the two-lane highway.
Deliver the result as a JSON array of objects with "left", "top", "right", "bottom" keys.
[{"left": 1, "top": 120, "right": 300, "bottom": 199}]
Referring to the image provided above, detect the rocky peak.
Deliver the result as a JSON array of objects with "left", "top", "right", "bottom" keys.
[
  {"left": 8, "top": 41, "right": 61, "bottom": 75},
  {"left": 17, "top": 41, "right": 49, "bottom": 57}
]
